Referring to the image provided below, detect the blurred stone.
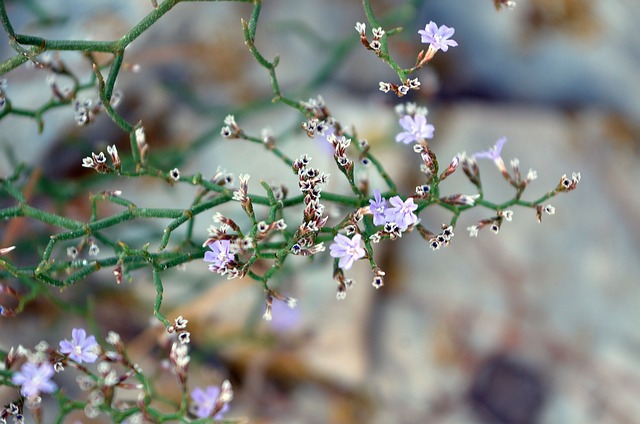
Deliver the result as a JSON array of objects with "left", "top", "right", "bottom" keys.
[{"left": 469, "top": 354, "right": 546, "bottom": 424}]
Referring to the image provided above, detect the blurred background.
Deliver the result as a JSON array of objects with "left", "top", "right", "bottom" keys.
[{"left": 1, "top": 0, "right": 640, "bottom": 423}]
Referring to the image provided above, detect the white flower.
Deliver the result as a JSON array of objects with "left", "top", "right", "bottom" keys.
[
  {"left": 82, "top": 157, "right": 95, "bottom": 168},
  {"left": 467, "top": 225, "right": 479, "bottom": 237},
  {"left": 223, "top": 114, "right": 236, "bottom": 127},
  {"left": 372, "top": 27, "right": 385, "bottom": 38},
  {"left": 135, "top": 126, "right": 146, "bottom": 147},
  {"left": 526, "top": 169, "right": 538, "bottom": 182}
]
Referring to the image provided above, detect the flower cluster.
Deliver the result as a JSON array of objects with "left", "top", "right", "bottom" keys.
[
  {"left": 368, "top": 20, "right": 457, "bottom": 96},
  {"left": 327, "top": 133, "right": 354, "bottom": 171},
  {"left": 291, "top": 154, "right": 329, "bottom": 256},
  {"left": 5, "top": 323, "right": 234, "bottom": 422},
  {"left": 221, "top": 114, "right": 243, "bottom": 139},
  {"left": 368, "top": 189, "right": 419, "bottom": 235},
  {"left": 81, "top": 144, "right": 121, "bottom": 173},
  {"left": 73, "top": 98, "right": 103, "bottom": 126},
  {"left": 8, "top": 328, "right": 99, "bottom": 402}
]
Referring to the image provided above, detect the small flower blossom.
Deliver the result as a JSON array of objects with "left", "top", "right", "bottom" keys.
[
  {"left": 501, "top": 210, "right": 514, "bottom": 221},
  {"left": 174, "top": 316, "right": 188, "bottom": 329},
  {"left": 544, "top": 205, "right": 556, "bottom": 215},
  {"left": 329, "top": 234, "right": 366, "bottom": 270},
  {"left": 355, "top": 22, "right": 366, "bottom": 36},
  {"left": 474, "top": 136, "right": 507, "bottom": 163},
  {"left": 396, "top": 115, "right": 434, "bottom": 144},
  {"left": 203, "top": 240, "right": 234, "bottom": 270},
  {"left": 467, "top": 225, "right": 479, "bottom": 237},
  {"left": 88, "top": 242, "right": 99, "bottom": 256},
  {"left": 408, "top": 78, "right": 421, "bottom": 89},
  {"left": 106, "top": 331, "right": 121, "bottom": 346},
  {"left": 11, "top": 362, "right": 57, "bottom": 398},
  {"left": 385, "top": 196, "right": 418, "bottom": 231},
  {"left": 59, "top": 328, "right": 99, "bottom": 364},
  {"left": 369, "top": 189, "right": 387, "bottom": 226},
  {"left": 372, "top": 27, "right": 385, "bottom": 39},
  {"left": 372, "top": 268, "right": 385, "bottom": 289},
  {"left": 379, "top": 82, "right": 391, "bottom": 93},
  {"left": 135, "top": 126, "right": 146, "bottom": 148},
  {"left": 190, "top": 385, "right": 230, "bottom": 419},
  {"left": 106, "top": 145, "right": 120, "bottom": 169},
  {"left": 169, "top": 168, "right": 180, "bottom": 181},
  {"left": 67, "top": 246, "right": 79, "bottom": 259},
  {"left": 419, "top": 21, "right": 458, "bottom": 52},
  {"left": 178, "top": 332, "right": 190, "bottom": 345}
]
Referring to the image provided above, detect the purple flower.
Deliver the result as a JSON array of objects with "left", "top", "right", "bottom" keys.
[
  {"left": 329, "top": 234, "right": 366, "bottom": 270},
  {"left": 419, "top": 21, "right": 458, "bottom": 52},
  {"left": 315, "top": 124, "right": 336, "bottom": 156},
  {"left": 396, "top": 115, "right": 434, "bottom": 144},
  {"left": 385, "top": 196, "right": 418, "bottom": 231},
  {"left": 191, "top": 385, "right": 229, "bottom": 419},
  {"left": 12, "top": 362, "right": 57, "bottom": 397},
  {"left": 204, "top": 240, "right": 234, "bottom": 270},
  {"left": 59, "top": 328, "right": 99, "bottom": 363},
  {"left": 269, "top": 299, "right": 300, "bottom": 332},
  {"left": 473, "top": 136, "right": 507, "bottom": 162},
  {"left": 369, "top": 189, "right": 387, "bottom": 226}
]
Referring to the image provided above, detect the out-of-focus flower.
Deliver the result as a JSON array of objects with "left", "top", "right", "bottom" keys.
[
  {"left": 474, "top": 136, "right": 507, "bottom": 163},
  {"left": 11, "top": 362, "right": 57, "bottom": 397},
  {"left": 396, "top": 115, "right": 434, "bottom": 144},
  {"left": 190, "top": 385, "right": 230, "bottom": 419}
]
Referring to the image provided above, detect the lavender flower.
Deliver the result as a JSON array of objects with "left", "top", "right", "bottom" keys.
[
  {"left": 385, "top": 196, "right": 418, "bottom": 231},
  {"left": 204, "top": 240, "right": 234, "bottom": 270},
  {"left": 473, "top": 137, "right": 509, "bottom": 175},
  {"left": 269, "top": 299, "right": 300, "bottom": 332},
  {"left": 419, "top": 21, "right": 458, "bottom": 52},
  {"left": 369, "top": 189, "right": 387, "bottom": 226},
  {"left": 11, "top": 362, "right": 57, "bottom": 397},
  {"left": 59, "top": 328, "right": 99, "bottom": 363},
  {"left": 473, "top": 136, "right": 507, "bottom": 162},
  {"left": 329, "top": 234, "right": 366, "bottom": 270},
  {"left": 190, "top": 385, "right": 229, "bottom": 419},
  {"left": 396, "top": 115, "right": 434, "bottom": 144}
]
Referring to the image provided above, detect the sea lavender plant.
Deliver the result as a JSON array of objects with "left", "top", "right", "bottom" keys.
[{"left": 1, "top": 0, "right": 574, "bottom": 421}]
